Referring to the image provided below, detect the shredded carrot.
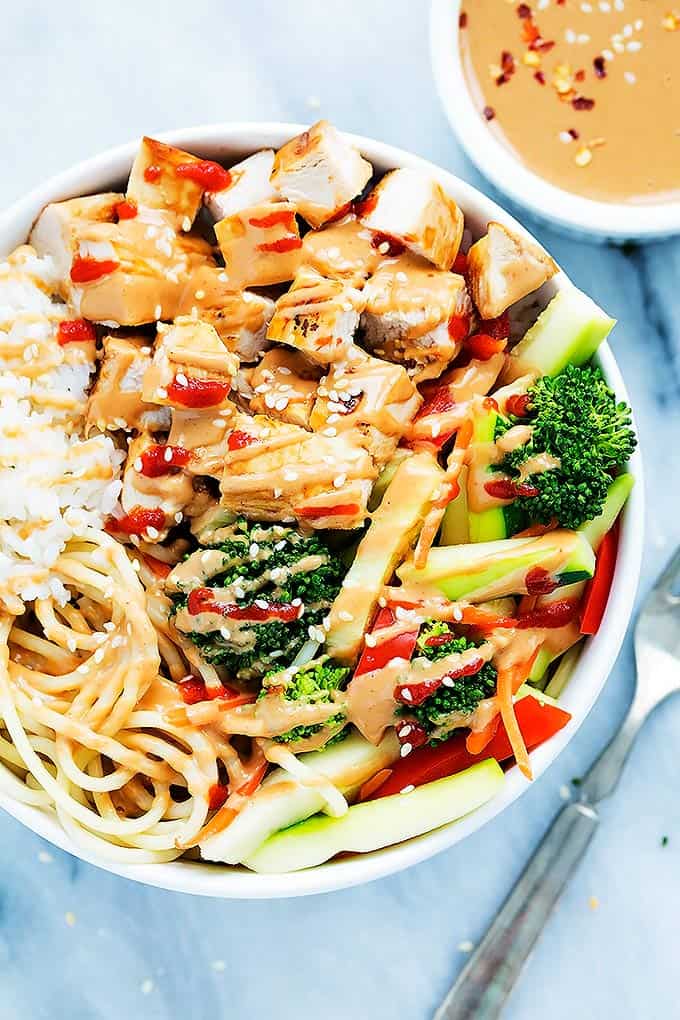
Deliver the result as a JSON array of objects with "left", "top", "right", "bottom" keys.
[
  {"left": 358, "top": 768, "right": 394, "bottom": 802},
  {"left": 466, "top": 715, "right": 500, "bottom": 755},
  {"left": 413, "top": 417, "right": 475, "bottom": 568},
  {"left": 189, "top": 760, "right": 268, "bottom": 845},
  {"left": 497, "top": 663, "right": 532, "bottom": 779}
]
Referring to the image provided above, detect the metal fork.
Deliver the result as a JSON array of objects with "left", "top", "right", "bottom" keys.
[{"left": 434, "top": 547, "right": 680, "bottom": 1020}]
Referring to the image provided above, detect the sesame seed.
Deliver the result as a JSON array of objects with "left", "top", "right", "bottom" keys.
[
  {"left": 401, "top": 689, "right": 413, "bottom": 703},
  {"left": 453, "top": 606, "right": 463, "bottom": 622},
  {"left": 154, "top": 304, "right": 162, "bottom": 320},
  {"left": 333, "top": 474, "right": 347, "bottom": 488},
  {"left": 283, "top": 469, "right": 298, "bottom": 481},
  {"left": 400, "top": 785, "right": 415, "bottom": 795},
  {"left": 400, "top": 742, "right": 413, "bottom": 757},
  {"left": 575, "top": 146, "right": 593, "bottom": 167},
  {"left": 565, "top": 27, "right": 576, "bottom": 42},
  {"left": 156, "top": 387, "right": 168, "bottom": 399},
  {"left": 146, "top": 526, "right": 160, "bottom": 540},
  {"left": 323, "top": 427, "right": 337, "bottom": 437},
  {"left": 274, "top": 487, "right": 282, "bottom": 498},
  {"left": 364, "top": 633, "right": 377, "bottom": 647},
  {"left": 624, "top": 70, "right": 636, "bottom": 83},
  {"left": 442, "top": 677, "right": 455, "bottom": 688},
  {"left": 274, "top": 397, "right": 289, "bottom": 411},
  {"left": 182, "top": 216, "right": 192, "bottom": 232},
  {"left": 626, "top": 39, "right": 641, "bottom": 51},
  {"left": 602, "top": 47, "right": 614, "bottom": 60},
  {"left": 195, "top": 289, "right": 205, "bottom": 300},
  {"left": 581, "top": 1, "right": 592, "bottom": 10},
  {"left": 338, "top": 610, "right": 354, "bottom": 621},
  {"left": 378, "top": 242, "right": 390, "bottom": 254},
  {"left": 249, "top": 542, "right": 260, "bottom": 557},
  {"left": 599, "top": 0, "right": 611, "bottom": 9},
  {"left": 176, "top": 372, "right": 189, "bottom": 387},
  {"left": 174, "top": 511, "right": 183, "bottom": 523},
  {"left": 396, "top": 271, "right": 408, "bottom": 283},
  {"left": 613, "top": 0, "right": 623, "bottom": 9},
  {"left": 93, "top": 648, "right": 104, "bottom": 664}
]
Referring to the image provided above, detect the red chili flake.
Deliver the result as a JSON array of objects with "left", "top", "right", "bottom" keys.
[
  {"left": 465, "top": 333, "right": 507, "bottom": 360},
  {"left": 57, "top": 319, "right": 96, "bottom": 345},
  {"left": 296, "top": 503, "right": 360, "bottom": 518},
  {"left": 459, "top": 10, "right": 468, "bottom": 27},
  {"left": 496, "top": 73, "right": 510, "bottom": 86},
  {"left": 371, "top": 232, "right": 406, "bottom": 257},
  {"left": 481, "top": 311, "right": 510, "bottom": 340},
  {"left": 326, "top": 201, "right": 353, "bottom": 223},
  {"left": 166, "top": 375, "right": 230, "bottom": 408},
  {"left": 105, "top": 507, "right": 166, "bottom": 537},
  {"left": 533, "top": 39, "right": 555, "bottom": 53},
  {"left": 522, "top": 20, "right": 540, "bottom": 44},
  {"left": 575, "top": 69, "right": 586, "bottom": 83},
  {"left": 394, "top": 677, "right": 442, "bottom": 707},
  {"left": 483, "top": 106, "right": 496, "bottom": 121},
  {"left": 395, "top": 720, "right": 429, "bottom": 752},
  {"left": 517, "top": 600, "right": 578, "bottom": 630},
  {"left": 517, "top": 3, "right": 531, "bottom": 18},
  {"left": 593, "top": 56, "right": 607, "bottom": 79},
  {"left": 484, "top": 479, "right": 540, "bottom": 500},
  {"left": 186, "top": 588, "right": 302, "bottom": 623},
  {"left": 568, "top": 128, "right": 580, "bottom": 140},
  {"left": 115, "top": 199, "right": 138, "bottom": 220},
  {"left": 138, "top": 444, "right": 192, "bottom": 477},
  {"left": 447, "top": 314, "right": 470, "bottom": 342},
  {"left": 175, "top": 160, "right": 232, "bottom": 192},
  {"left": 354, "top": 193, "right": 378, "bottom": 219},
  {"left": 179, "top": 677, "right": 210, "bottom": 705},
  {"left": 501, "top": 50, "right": 515, "bottom": 74},
  {"left": 572, "top": 95, "right": 595, "bottom": 111},
  {"left": 483, "top": 396, "right": 500, "bottom": 412},
  {"left": 506, "top": 393, "right": 532, "bottom": 417},
  {"left": 248, "top": 209, "right": 297, "bottom": 230},
  {"left": 227, "top": 429, "right": 257, "bottom": 451},
  {"left": 144, "top": 164, "right": 162, "bottom": 183},
  {"left": 70, "top": 255, "right": 119, "bottom": 284},
  {"left": 534, "top": 70, "right": 546, "bottom": 85},
  {"left": 452, "top": 251, "right": 468, "bottom": 274},
  {"left": 208, "top": 784, "right": 229, "bottom": 811},
  {"left": 525, "top": 566, "right": 559, "bottom": 596},
  {"left": 257, "top": 236, "right": 303, "bottom": 253}
]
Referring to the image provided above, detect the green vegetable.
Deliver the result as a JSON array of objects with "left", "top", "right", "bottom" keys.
[
  {"left": 502, "top": 287, "right": 616, "bottom": 382},
  {"left": 242, "top": 759, "right": 504, "bottom": 873},
  {"left": 499, "top": 365, "right": 636, "bottom": 531},
  {"left": 468, "top": 406, "right": 508, "bottom": 543},
  {"left": 397, "top": 530, "right": 595, "bottom": 602},
  {"left": 261, "top": 658, "right": 350, "bottom": 746}
]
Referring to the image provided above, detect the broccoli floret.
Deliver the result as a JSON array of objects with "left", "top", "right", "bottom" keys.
[
  {"left": 174, "top": 520, "right": 346, "bottom": 681},
  {"left": 262, "top": 658, "right": 350, "bottom": 747},
  {"left": 499, "top": 364, "right": 636, "bottom": 531},
  {"left": 408, "top": 622, "right": 497, "bottom": 739}
]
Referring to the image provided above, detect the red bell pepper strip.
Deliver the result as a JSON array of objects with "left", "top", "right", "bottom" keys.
[
  {"left": 354, "top": 607, "right": 419, "bottom": 677},
  {"left": 365, "top": 695, "right": 571, "bottom": 799},
  {"left": 580, "top": 521, "right": 619, "bottom": 635}
]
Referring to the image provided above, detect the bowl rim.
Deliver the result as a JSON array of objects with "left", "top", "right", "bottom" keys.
[
  {"left": 0, "top": 122, "right": 644, "bottom": 899},
  {"left": 430, "top": 0, "right": 680, "bottom": 241}
]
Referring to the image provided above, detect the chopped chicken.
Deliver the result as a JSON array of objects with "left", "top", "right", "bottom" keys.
[
  {"left": 121, "top": 432, "right": 194, "bottom": 539},
  {"left": 266, "top": 266, "right": 365, "bottom": 364},
  {"left": 248, "top": 348, "right": 320, "bottom": 428},
  {"left": 30, "top": 196, "right": 214, "bottom": 325},
  {"left": 87, "top": 334, "right": 171, "bottom": 433},
  {"left": 167, "top": 406, "right": 235, "bottom": 479},
  {"left": 310, "top": 349, "right": 421, "bottom": 467},
  {"left": 174, "top": 263, "right": 274, "bottom": 361},
  {"left": 467, "top": 222, "right": 558, "bottom": 320},
  {"left": 205, "top": 149, "right": 278, "bottom": 221},
  {"left": 361, "top": 253, "right": 473, "bottom": 381},
  {"left": 214, "top": 201, "right": 302, "bottom": 288},
  {"left": 126, "top": 136, "right": 207, "bottom": 229},
  {"left": 358, "top": 168, "right": 464, "bottom": 271},
  {"left": 221, "top": 412, "right": 375, "bottom": 529},
  {"left": 301, "top": 216, "right": 383, "bottom": 286},
  {"left": 271, "top": 121, "right": 373, "bottom": 228},
  {"left": 142, "top": 317, "right": 238, "bottom": 410}
]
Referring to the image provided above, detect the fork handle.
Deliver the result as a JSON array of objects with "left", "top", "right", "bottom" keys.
[{"left": 433, "top": 801, "right": 599, "bottom": 1020}]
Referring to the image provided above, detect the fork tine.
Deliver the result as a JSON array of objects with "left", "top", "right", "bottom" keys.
[{"left": 652, "top": 546, "right": 680, "bottom": 598}]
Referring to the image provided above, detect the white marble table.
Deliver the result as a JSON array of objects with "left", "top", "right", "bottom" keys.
[{"left": 1, "top": 2, "right": 678, "bottom": 1018}]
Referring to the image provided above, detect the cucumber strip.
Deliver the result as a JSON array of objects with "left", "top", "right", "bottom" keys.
[
  {"left": 544, "top": 641, "right": 584, "bottom": 700},
  {"left": 243, "top": 759, "right": 504, "bottom": 874},
  {"left": 440, "top": 465, "right": 469, "bottom": 545}
]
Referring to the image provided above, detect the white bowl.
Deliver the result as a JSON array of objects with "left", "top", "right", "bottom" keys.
[
  {"left": 0, "top": 124, "right": 644, "bottom": 898},
  {"left": 430, "top": 0, "right": 680, "bottom": 243}
]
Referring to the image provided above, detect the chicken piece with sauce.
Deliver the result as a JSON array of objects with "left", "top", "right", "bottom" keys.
[
  {"left": 126, "top": 136, "right": 214, "bottom": 230},
  {"left": 87, "top": 334, "right": 171, "bottom": 433},
  {"left": 300, "top": 215, "right": 384, "bottom": 287},
  {"left": 214, "top": 201, "right": 302, "bottom": 289},
  {"left": 266, "top": 266, "right": 365, "bottom": 365},
  {"left": 220, "top": 412, "right": 375, "bottom": 530},
  {"left": 357, "top": 168, "right": 464, "bottom": 271},
  {"left": 466, "top": 222, "right": 558, "bottom": 320},
  {"left": 310, "top": 349, "right": 421, "bottom": 468},
  {"left": 118, "top": 431, "right": 195, "bottom": 541},
  {"left": 167, "top": 405, "right": 236, "bottom": 480},
  {"left": 247, "top": 348, "right": 320, "bottom": 429},
  {"left": 142, "top": 317, "right": 238, "bottom": 411},
  {"left": 271, "top": 121, "right": 373, "bottom": 228},
  {"left": 361, "top": 253, "right": 473, "bottom": 382},
  {"left": 205, "top": 149, "right": 279, "bottom": 222}
]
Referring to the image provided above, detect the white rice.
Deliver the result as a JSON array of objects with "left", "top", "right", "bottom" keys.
[{"left": 0, "top": 246, "right": 123, "bottom": 612}]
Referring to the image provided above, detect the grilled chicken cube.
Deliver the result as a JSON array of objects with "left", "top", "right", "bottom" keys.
[
  {"left": 221, "top": 412, "right": 375, "bottom": 529},
  {"left": 205, "top": 149, "right": 278, "bottom": 221},
  {"left": 87, "top": 334, "right": 171, "bottom": 433},
  {"left": 301, "top": 216, "right": 383, "bottom": 286},
  {"left": 31, "top": 196, "right": 214, "bottom": 326},
  {"left": 271, "top": 121, "right": 373, "bottom": 228},
  {"left": 466, "top": 221, "right": 559, "bottom": 320},
  {"left": 248, "top": 348, "right": 320, "bottom": 428},
  {"left": 174, "top": 264, "right": 274, "bottom": 361},
  {"left": 127, "top": 136, "right": 209, "bottom": 229},
  {"left": 167, "top": 406, "right": 235, "bottom": 479},
  {"left": 361, "top": 253, "right": 473, "bottom": 381},
  {"left": 310, "top": 349, "right": 421, "bottom": 467},
  {"left": 266, "top": 266, "right": 365, "bottom": 365},
  {"left": 214, "top": 201, "right": 302, "bottom": 288},
  {"left": 358, "top": 169, "right": 464, "bottom": 271},
  {"left": 142, "top": 318, "right": 238, "bottom": 410},
  {"left": 120, "top": 432, "right": 194, "bottom": 539}
]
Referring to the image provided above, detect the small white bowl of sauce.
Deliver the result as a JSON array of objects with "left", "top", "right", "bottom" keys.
[{"left": 431, "top": 0, "right": 680, "bottom": 242}]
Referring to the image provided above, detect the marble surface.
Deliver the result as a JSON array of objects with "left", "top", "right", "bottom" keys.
[{"left": 1, "top": 2, "right": 679, "bottom": 1018}]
